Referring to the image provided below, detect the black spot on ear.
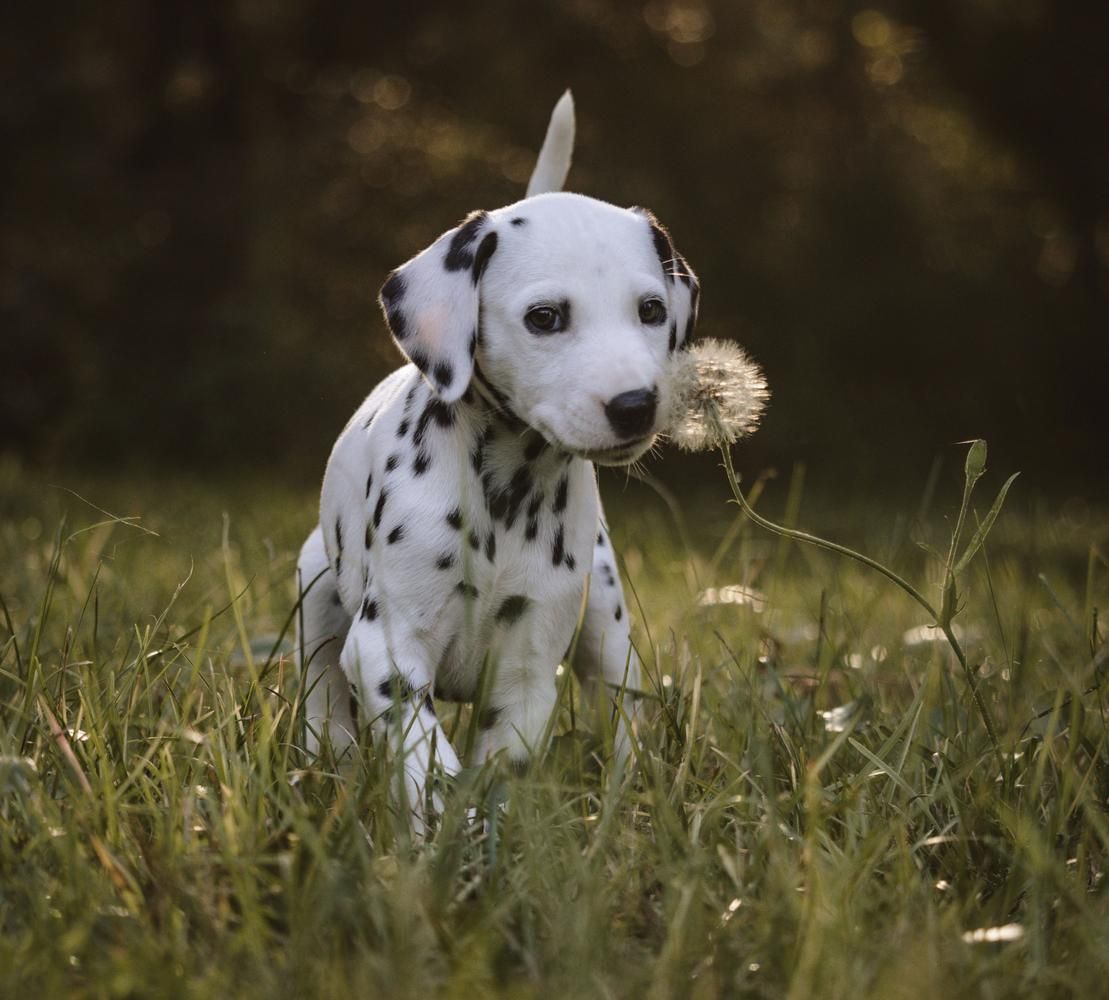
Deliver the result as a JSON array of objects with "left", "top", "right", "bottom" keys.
[
  {"left": 387, "top": 524, "right": 405, "bottom": 545},
  {"left": 510, "top": 217, "right": 527, "bottom": 227},
  {"left": 381, "top": 272, "right": 408, "bottom": 339},
  {"left": 381, "top": 270, "right": 406, "bottom": 305},
  {"left": 444, "top": 211, "right": 489, "bottom": 271},
  {"left": 495, "top": 594, "right": 530, "bottom": 624},
  {"left": 433, "top": 360, "right": 454, "bottom": 390},
  {"left": 409, "top": 349, "right": 429, "bottom": 374},
  {"left": 649, "top": 224, "right": 674, "bottom": 276},
  {"left": 472, "top": 230, "right": 498, "bottom": 284},
  {"left": 446, "top": 507, "right": 463, "bottom": 530}
]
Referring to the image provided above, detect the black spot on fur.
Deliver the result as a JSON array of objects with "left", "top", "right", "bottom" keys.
[
  {"left": 349, "top": 693, "right": 360, "bottom": 725},
  {"left": 397, "top": 419, "right": 409, "bottom": 438},
  {"left": 433, "top": 360, "right": 454, "bottom": 389},
  {"left": 553, "top": 474, "right": 569, "bottom": 514},
  {"left": 446, "top": 508, "right": 463, "bottom": 530},
  {"left": 334, "top": 518, "right": 343, "bottom": 577},
  {"left": 485, "top": 530, "right": 496, "bottom": 562},
  {"left": 469, "top": 329, "right": 478, "bottom": 357},
  {"left": 565, "top": 554, "right": 576, "bottom": 571},
  {"left": 373, "top": 488, "right": 389, "bottom": 529},
  {"left": 525, "top": 518, "right": 539, "bottom": 541},
  {"left": 456, "top": 581, "right": 479, "bottom": 600},
  {"left": 385, "top": 454, "right": 399, "bottom": 473},
  {"left": 413, "top": 450, "right": 431, "bottom": 476},
  {"left": 615, "top": 605, "right": 623, "bottom": 621},
  {"left": 409, "top": 348, "right": 429, "bottom": 374},
  {"left": 649, "top": 223, "right": 674, "bottom": 276},
  {"left": 668, "top": 320, "right": 677, "bottom": 352},
  {"left": 377, "top": 674, "right": 415, "bottom": 702},
  {"left": 503, "top": 466, "right": 533, "bottom": 528},
  {"left": 477, "top": 706, "right": 501, "bottom": 730},
  {"left": 552, "top": 524, "right": 565, "bottom": 566},
  {"left": 362, "top": 597, "right": 378, "bottom": 621},
  {"left": 331, "top": 591, "right": 342, "bottom": 607},
  {"left": 387, "top": 524, "right": 405, "bottom": 545},
  {"left": 436, "top": 552, "right": 455, "bottom": 570},
  {"left": 381, "top": 272, "right": 407, "bottom": 339},
  {"left": 468, "top": 529, "right": 481, "bottom": 551},
  {"left": 423, "top": 694, "right": 436, "bottom": 717},
  {"left": 471, "top": 230, "right": 498, "bottom": 284},
  {"left": 364, "top": 522, "right": 373, "bottom": 549},
  {"left": 597, "top": 532, "right": 604, "bottom": 546},
  {"left": 444, "top": 211, "right": 488, "bottom": 271},
  {"left": 471, "top": 427, "right": 488, "bottom": 473},
  {"left": 495, "top": 595, "right": 530, "bottom": 624},
  {"left": 381, "top": 270, "right": 406, "bottom": 306},
  {"left": 365, "top": 472, "right": 373, "bottom": 498},
  {"left": 510, "top": 217, "right": 527, "bottom": 227},
  {"left": 524, "top": 435, "right": 546, "bottom": 461},
  {"left": 414, "top": 397, "right": 455, "bottom": 447}
]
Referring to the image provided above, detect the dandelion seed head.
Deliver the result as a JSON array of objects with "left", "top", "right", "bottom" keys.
[{"left": 663, "top": 339, "right": 769, "bottom": 452}]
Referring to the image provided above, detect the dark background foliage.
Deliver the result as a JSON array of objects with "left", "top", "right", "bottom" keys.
[{"left": 3, "top": 1, "right": 1106, "bottom": 496}]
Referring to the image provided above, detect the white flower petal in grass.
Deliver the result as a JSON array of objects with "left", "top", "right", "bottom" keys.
[
  {"left": 697, "top": 584, "right": 767, "bottom": 612},
  {"left": 664, "top": 339, "right": 769, "bottom": 452},
  {"left": 819, "top": 703, "right": 856, "bottom": 733},
  {"left": 962, "top": 923, "right": 1024, "bottom": 944}
]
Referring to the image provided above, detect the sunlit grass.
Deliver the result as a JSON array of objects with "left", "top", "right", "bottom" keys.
[{"left": 1, "top": 456, "right": 1106, "bottom": 998}]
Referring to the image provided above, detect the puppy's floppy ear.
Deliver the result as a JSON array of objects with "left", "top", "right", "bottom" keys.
[
  {"left": 630, "top": 207, "right": 700, "bottom": 352},
  {"left": 378, "top": 210, "right": 499, "bottom": 402}
]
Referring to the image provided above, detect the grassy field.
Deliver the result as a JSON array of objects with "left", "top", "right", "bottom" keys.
[{"left": 1, "top": 453, "right": 1106, "bottom": 998}]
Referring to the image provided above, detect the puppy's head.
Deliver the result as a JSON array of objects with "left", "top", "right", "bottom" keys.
[{"left": 379, "top": 192, "right": 699, "bottom": 465}]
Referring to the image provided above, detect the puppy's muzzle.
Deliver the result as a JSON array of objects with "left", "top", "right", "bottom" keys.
[{"left": 604, "top": 387, "right": 658, "bottom": 440}]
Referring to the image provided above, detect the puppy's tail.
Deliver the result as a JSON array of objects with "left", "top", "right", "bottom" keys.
[{"left": 526, "top": 90, "right": 575, "bottom": 197}]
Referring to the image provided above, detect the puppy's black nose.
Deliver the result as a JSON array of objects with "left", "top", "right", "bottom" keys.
[{"left": 604, "top": 387, "right": 658, "bottom": 440}]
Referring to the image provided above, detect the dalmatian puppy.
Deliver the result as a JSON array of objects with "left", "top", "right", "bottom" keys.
[{"left": 296, "top": 93, "right": 699, "bottom": 829}]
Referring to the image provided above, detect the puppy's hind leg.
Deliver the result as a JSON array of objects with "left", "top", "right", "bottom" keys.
[
  {"left": 296, "top": 526, "right": 357, "bottom": 761},
  {"left": 572, "top": 520, "right": 644, "bottom": 770}
]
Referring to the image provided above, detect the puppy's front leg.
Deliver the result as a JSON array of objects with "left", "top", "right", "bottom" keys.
[
  {"left": 339, "top": 614, "right": 461, "bottom": 834},
  {"left": 473, "top": 591, "right": 580, "bottom": 769},
  {"left": 572, "top": 521, "right": 643, "bottom": 770}
]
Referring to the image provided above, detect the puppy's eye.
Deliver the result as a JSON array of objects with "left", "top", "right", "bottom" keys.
[
  {"left": 638, "top": 298, "right": 667, "bottom": 325},
  {"left": 525, "top": 304, "right": 566, "bottom": 334}
]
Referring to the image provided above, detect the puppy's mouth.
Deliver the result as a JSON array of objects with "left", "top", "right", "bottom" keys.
[{"left": 577, "top": 435, "right": 655, "bottom": 466}]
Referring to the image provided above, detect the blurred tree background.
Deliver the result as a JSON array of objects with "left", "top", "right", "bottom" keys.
[{"left": 3, "top": 0, "right": 1106, "bottom": 497}]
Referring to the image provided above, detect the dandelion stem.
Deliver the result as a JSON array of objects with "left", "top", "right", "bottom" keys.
[{"left": 720, "top": 445, "right": 1003, "bottom": 765}]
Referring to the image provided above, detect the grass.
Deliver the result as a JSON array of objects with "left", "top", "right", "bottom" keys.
[{"left": 1, "top": 452, "right": 1107, "bottom": 999}]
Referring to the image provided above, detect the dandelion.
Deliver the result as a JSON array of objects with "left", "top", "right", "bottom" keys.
[{"left": 664, "top": 339, "right": 769, "bottom": 451}]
